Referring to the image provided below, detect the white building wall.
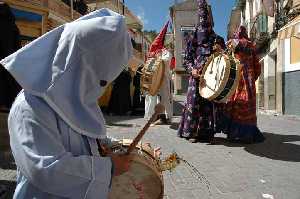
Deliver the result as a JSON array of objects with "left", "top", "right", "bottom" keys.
[
  {"left": 284, "top": 38, "right": 300, "bottom": 72},
  {"left": 172, "top": 2, "right": 198, "bottom": 94},
  {"left": 262, "top": 52, "right": 276, "bottom": 110},
  {"left": 245, "top": 0, "right": 252, "bottom": 32},
  {"left": 282, "top": 38, "right": 300, "bottom": 115},
  {"left": 252, "top": 0, "right": 262, "bottom": 17},
  {"left": 174, "top": 10, "right": 198, "bottom": 70}
]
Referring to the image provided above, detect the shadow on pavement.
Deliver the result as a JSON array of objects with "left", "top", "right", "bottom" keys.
[
  {"left": 0, "top": 161, "right": 16, "bottom": 170},
  {"left": 212, "top": 132, "right": 300, "bottom": 162},
  {"left": 244, "top": 132, "right": 300, "bottom": 162},
  {"left": 106, "top": 122, "right": 141, "bottom": 128},
  {"left": 169, "top": 122, "right": 179, "bottom": 131},
  {"left": 173, "top": 100, "right": 184, "bottom": 116},
  {"left": 104, "top": 115, "right": 142, "bottom": 124},
  {"left": 0, "top": 153, "right": 16, "bottom": 170}
]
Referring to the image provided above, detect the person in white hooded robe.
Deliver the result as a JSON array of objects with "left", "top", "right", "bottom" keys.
[
  {"left": 0, "top": 8, "right": 133, "bottom": 199},
  {"left": 144, "top": 49, "right": 173, "bottom": 124},
  {"left": 159, "top": 49, "right": 173, "bottom": 123}
]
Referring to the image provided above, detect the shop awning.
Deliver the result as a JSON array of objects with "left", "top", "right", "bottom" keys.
[{"left": 278, "top": 15, "right": 300, "bottom": 40}]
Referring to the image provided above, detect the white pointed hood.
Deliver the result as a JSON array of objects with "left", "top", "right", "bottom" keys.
[{"left": 0, "top": 8, "right": 133, "bottom": 138}]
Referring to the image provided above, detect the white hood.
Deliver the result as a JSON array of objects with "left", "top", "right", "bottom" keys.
[{"left": 0, "top": 8, "right": 133, "bottom": 138}]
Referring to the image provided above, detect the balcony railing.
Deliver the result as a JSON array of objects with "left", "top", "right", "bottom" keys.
[
  {"left": 250, "top": 13, "right": 270, "bottom": 44},
  {"left": 61, "top": 0, "right": 88, "bottom": 15}
]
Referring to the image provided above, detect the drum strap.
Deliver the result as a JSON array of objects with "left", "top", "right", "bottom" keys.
[{"left": 96, "top": 139, "right": 106, "bottom": 156}]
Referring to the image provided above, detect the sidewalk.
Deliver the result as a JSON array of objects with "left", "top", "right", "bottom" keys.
[{"left": 1, "top": 95, "right": 300, "bottom": 198}]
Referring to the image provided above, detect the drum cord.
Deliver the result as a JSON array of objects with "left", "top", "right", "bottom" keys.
[
  {"left": 179, "top": 158, "right": 212, "bottom": 195},
  {"left": 161, "top": 153, "right": 212, "bottom": 195}
]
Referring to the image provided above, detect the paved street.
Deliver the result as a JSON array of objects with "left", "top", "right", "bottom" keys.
[{"left": 1, "top": 96, "right": 300, "bottom": 199}]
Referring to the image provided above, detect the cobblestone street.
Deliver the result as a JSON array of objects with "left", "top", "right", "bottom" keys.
[{"left": 1, "top": 96, "right": 300, "bottom": 199}]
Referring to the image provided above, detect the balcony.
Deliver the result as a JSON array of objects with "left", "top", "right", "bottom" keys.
[
  {"left": 235, "top": 0, "right": 246, "bottom": 9},
  {"left": 250, "top": 13, "right": 270, "bottom": 45},
  {"left": 48, "top": 0, "right": 82, "bottom": 20},
  {"left": 61, "top": 0, "right": 88, "bottom": 15}
]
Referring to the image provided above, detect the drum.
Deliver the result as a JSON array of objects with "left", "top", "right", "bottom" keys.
[
  {"left": 199, "top": 53, "right": 241, "bottom": 103},
  {"left": 108, "top": 139, "right": 163, "bottom": 199},
  {"left": 141, "top": 57, "right": 165, "bottom": 96}
]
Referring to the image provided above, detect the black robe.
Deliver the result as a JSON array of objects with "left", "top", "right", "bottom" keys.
[
  {"left": 132, "top": 67, "right": 145, "bottom": 115},
  {"left": 108, "top": 70, "right": 132, "bottom": 115},
  {"left": 0, "top": 3, "right": 21, "bottom": 110}
]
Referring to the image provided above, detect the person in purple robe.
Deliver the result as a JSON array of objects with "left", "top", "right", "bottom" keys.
[{"left": 177, "top": 0, "right": 225, "bottom": 143}]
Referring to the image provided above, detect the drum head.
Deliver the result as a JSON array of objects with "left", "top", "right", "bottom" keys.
[
  {"left": 109, "top": 160, "right": 163, "bottom": 199},
  {"left": 109, "top": 139, "right": 164, "bottom": 199},
  {"left": 199, "top": 54, "right": 230, "bottom": 100}
]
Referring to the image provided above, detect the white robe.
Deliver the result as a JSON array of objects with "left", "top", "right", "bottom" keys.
[
  {"left": 9, "top": 92, "right": 113, "bottom": 199},
  {"left": 144, "top": 50, "right": 173, "bottom": 120}
]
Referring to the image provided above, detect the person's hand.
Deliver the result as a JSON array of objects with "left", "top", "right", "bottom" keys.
[
  {"left": 213, "top": 43, "right": 223, "bottom": 53},
  {"left": 191, "top": 69, "right": 199, "bottom": 78},
  {"left": 226, "top": 39, "right": 239, "bottom": 50},
  {"left": 109, "top": 153, "right": 132, "bottom": 176},
  {"left": 199, "top": 76, "right": 206, "bottom": 87}
]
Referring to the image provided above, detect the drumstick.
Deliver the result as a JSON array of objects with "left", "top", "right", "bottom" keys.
[{"left": 126, "top": 103, "right": 165, "bottom": 155}]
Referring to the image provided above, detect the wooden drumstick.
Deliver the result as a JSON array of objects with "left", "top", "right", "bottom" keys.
[{"left": 126, "top": 103, "right": 165, "bottom": 155}]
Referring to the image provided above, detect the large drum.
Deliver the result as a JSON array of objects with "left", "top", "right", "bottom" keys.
[
  {"left": 141, "top": 57, "right": 165, "bottom": 96},
  {"left": 108, "top": 139, "right": 164, "bottom": 199},
  {"left": 199, "top": 53, "right": 241, "bottom": 103}
]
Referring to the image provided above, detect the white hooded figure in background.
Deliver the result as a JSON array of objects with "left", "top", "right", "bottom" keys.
[
  {"left": 158, "top": 49, "right": 173, "bottom": 123},
  {"left": 144, "top": 48, "right": 173, "bottom": 124},
  {"left": 0, "top": 9, "right": 132, "bottom": 199}
]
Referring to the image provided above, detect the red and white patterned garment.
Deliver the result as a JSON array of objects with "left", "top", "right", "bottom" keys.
[{"left": 222, "top": 26, "right": 265, "bottom": 143}]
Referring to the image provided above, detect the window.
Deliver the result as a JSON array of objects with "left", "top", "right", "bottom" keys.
[
  {"left": 180, "top": 26, "right": 195, "bottom": 65},
  {"left": 290, "top": 36, "right": 300, "bottom": 64},
  {"left": 258, "top": 14, "right": 268, "bottom": 33}
]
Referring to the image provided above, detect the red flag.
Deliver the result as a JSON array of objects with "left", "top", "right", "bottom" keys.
[
  {"left": 170, "top": 56, "right": 176, "bottom": 70},
  {"left": 148, "top": 21, "right": 169, "bottom": 58}
]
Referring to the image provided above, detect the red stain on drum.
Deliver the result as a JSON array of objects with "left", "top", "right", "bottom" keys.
[{"left": 131, "top": 180, "right": 144, "bottom": 199}]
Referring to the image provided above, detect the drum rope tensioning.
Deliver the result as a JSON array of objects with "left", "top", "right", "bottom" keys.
[{"left": 141, "top": 56, "right": 165, "bottom": 96}]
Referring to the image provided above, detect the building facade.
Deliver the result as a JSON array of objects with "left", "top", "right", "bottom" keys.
[
  {"left": 277, "top": 0, "right": 300, "bottom": 116},
  {"left": 4, "top": 0, "right": 84, "bottom": 46},
  {"left": 170, "top": 0, "right": 198, "bottom": 94},
  {"left": 227, "top": 0, "right": 300, "bottom": 116}
]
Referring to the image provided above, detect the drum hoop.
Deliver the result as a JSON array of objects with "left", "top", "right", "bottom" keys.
[{"left": 199, "top": 53, "right": 231, "bottom": 100}]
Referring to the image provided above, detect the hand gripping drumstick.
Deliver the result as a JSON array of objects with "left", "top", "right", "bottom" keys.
[{"left": 126, "top": 103, "right": 165, "bottom": 155}]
